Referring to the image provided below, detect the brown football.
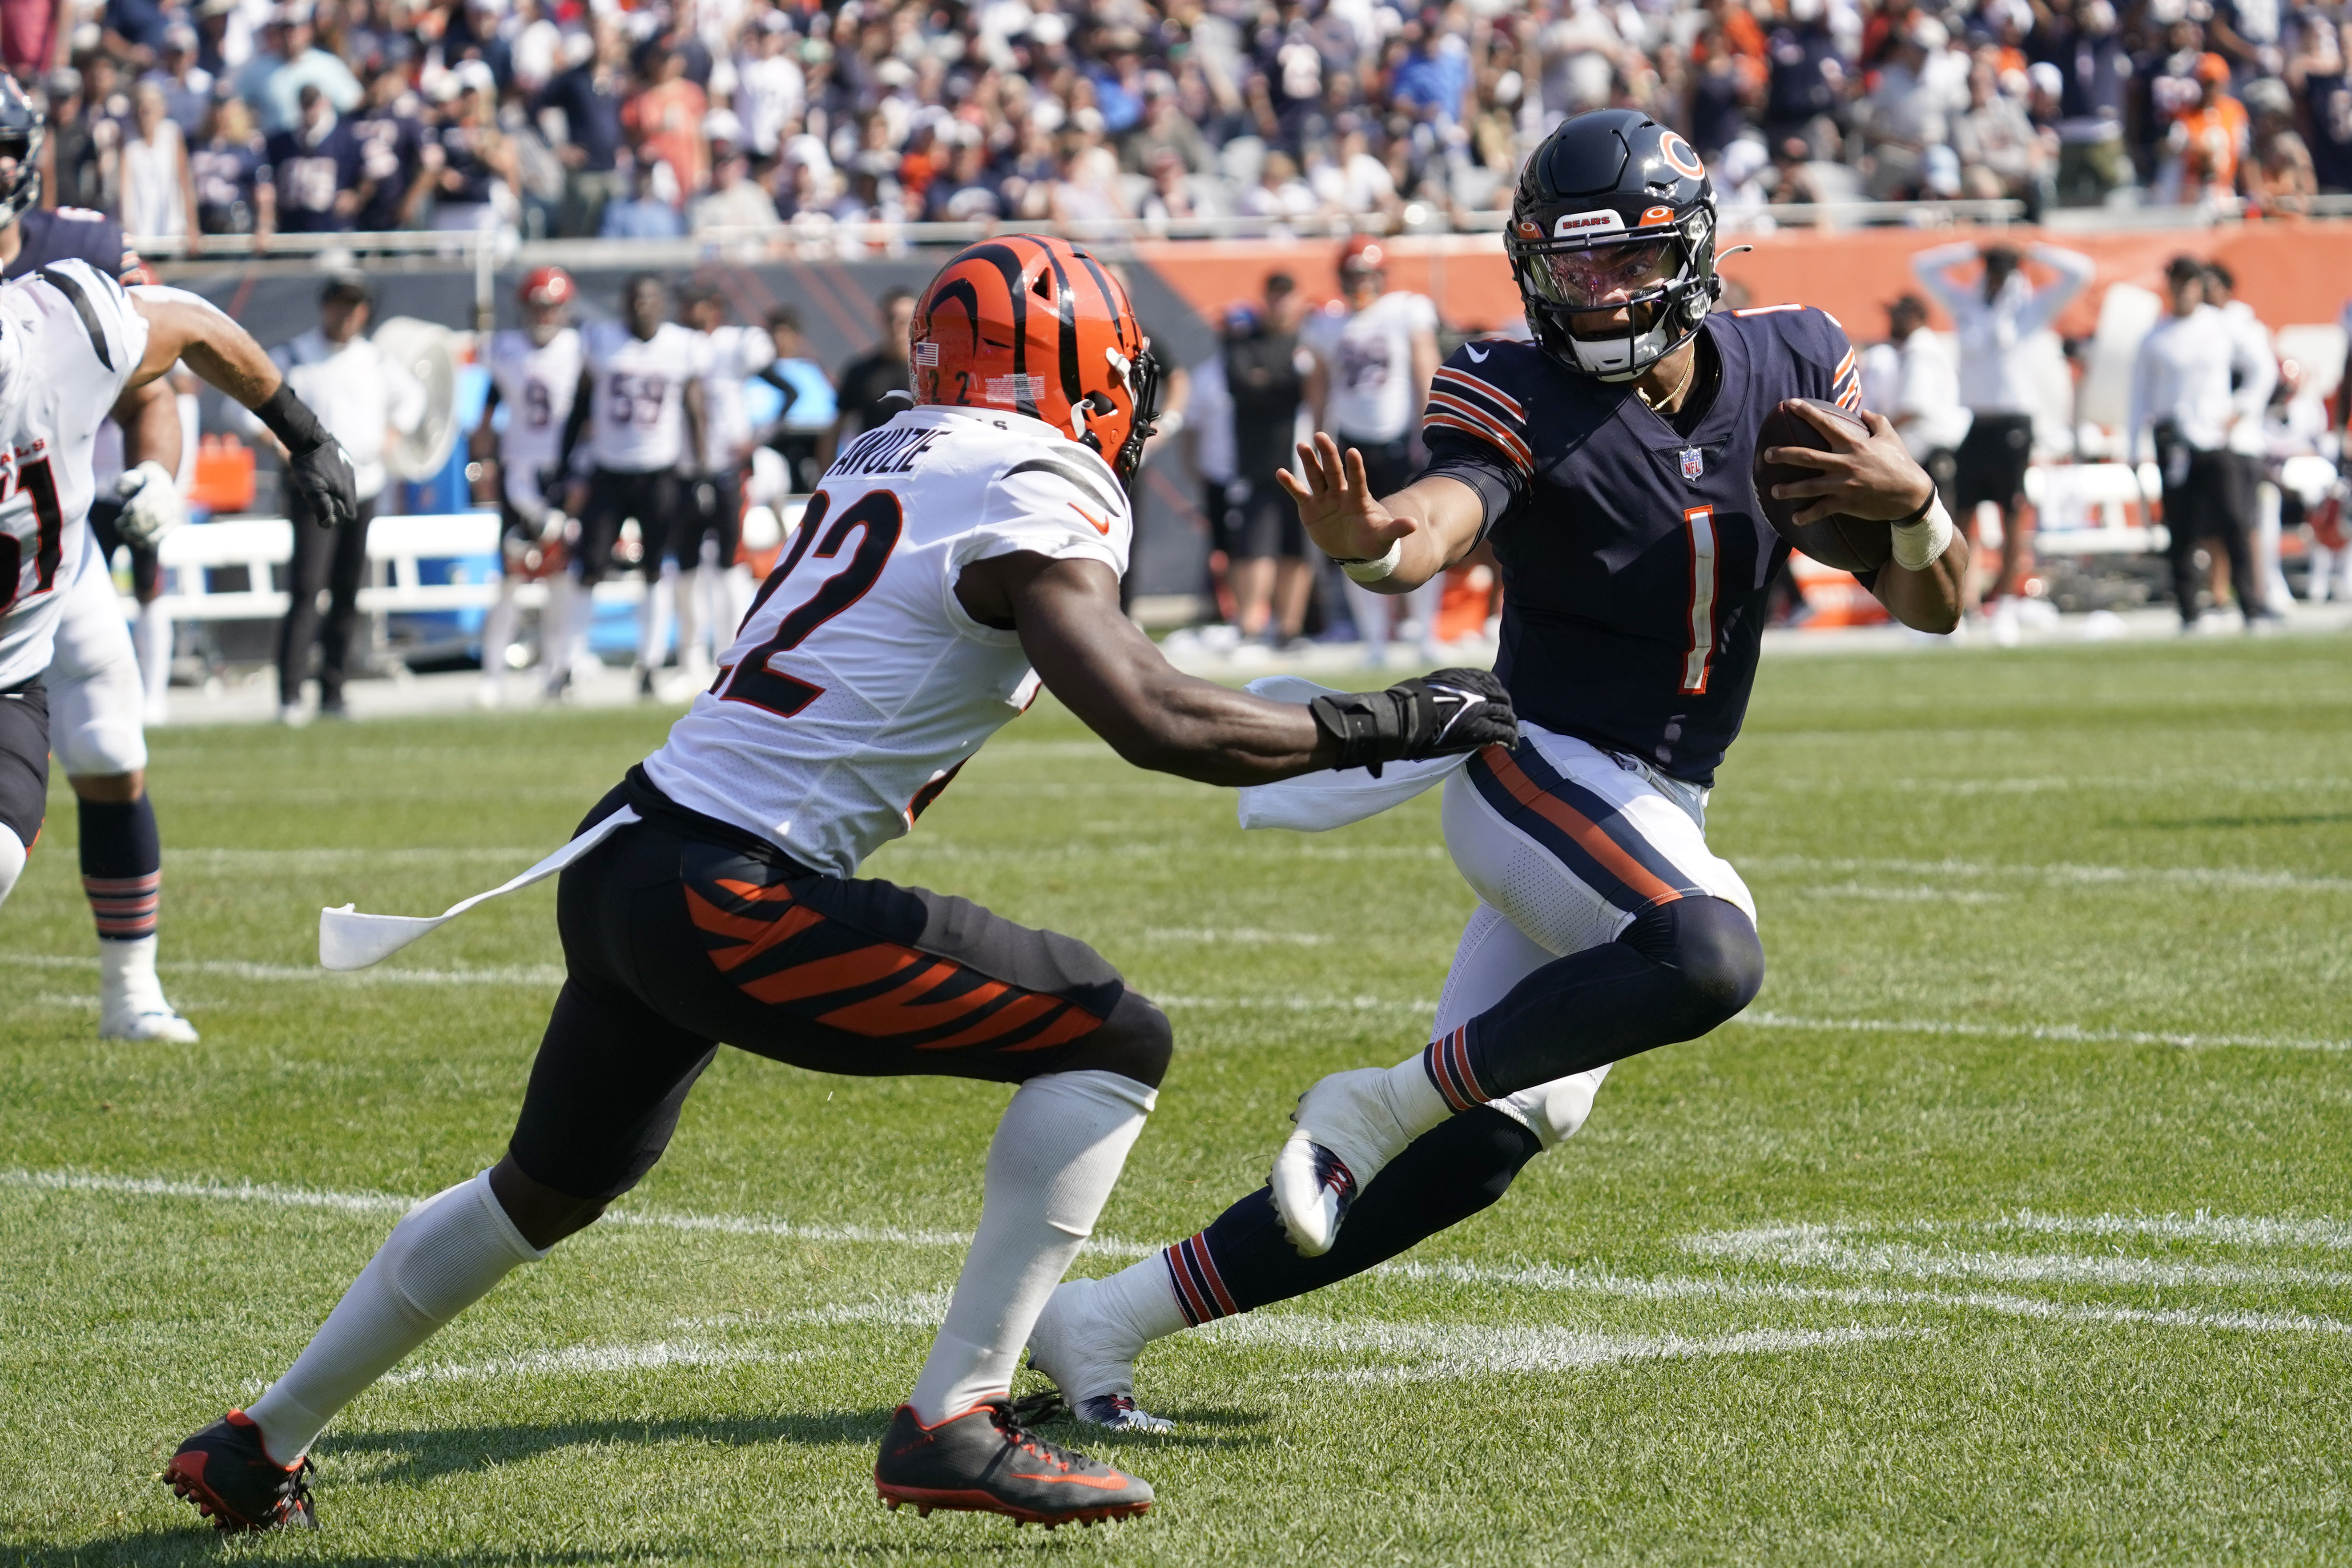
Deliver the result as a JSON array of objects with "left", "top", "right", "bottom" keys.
[{"left": 1751, "top": 399, "right": 1893, "bottom": 573}]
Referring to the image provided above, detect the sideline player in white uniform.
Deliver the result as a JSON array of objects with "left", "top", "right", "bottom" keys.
[
  {"left": 1303, "top": 234, "right": 1445, "bottom": 662},
  {"left": 557, "top": 274, "right": 708, "bottom": 697},
  {"left": 470, "top": 266, "right": 582, "bottom": 706},
  {"left": 674, "top": 282, "right": 775, "bottom": 682},
  {"left": 0, "top": 264, "right": 358, "bottom": 953},
  {"left": 161, "top": 235, "right": 1515, "bottom": 1535}
]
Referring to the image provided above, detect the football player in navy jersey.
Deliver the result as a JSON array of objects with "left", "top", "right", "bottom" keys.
[
  {"left": 0, "top": 75, "right": 212, "bottom": 1041},
  {"left": 1024, "top": 108, "right": 1970, "bottom": 1431}
]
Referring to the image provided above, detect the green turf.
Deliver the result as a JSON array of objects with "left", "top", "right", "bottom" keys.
[{"left": 6, "top": 638, "right": 2352, "bottom": 1565}]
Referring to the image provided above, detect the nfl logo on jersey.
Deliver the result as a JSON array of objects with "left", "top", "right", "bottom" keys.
[{"left": 1680, "top": 447, "right": 1705, "bottom": 481}]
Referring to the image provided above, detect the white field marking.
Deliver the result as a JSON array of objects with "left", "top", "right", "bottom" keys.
[
  {"left": 1142, "top": 928, "right": 1333, "bottom": 946},
  {"left": 1796, "top": 883, "right": 2010, "bottom": 904},
  {"left": 1728, "top": 1010, "right": 2352, "bottom": 1055},
  {"left": 1229, "top": 1318, "right": 1922, "bottom": 1385},
  {"left": 383, "top": 1341, "right": 803, "bottom": 1386},
  {"left": 1156, "top": 995, "right": 1436, "bottom": 1016},
  {"left": 1680, "top": 1227, "right": 2352, "bottom": 1291},
  {"left": 0, "top": 1169, "right": 1154, "bottom": 1261},
  {"left": 1970, "top": 1210, "right": 2352, "bottom": 1250},
  {"left": 1741, "top": 853, "right": 2352, "bottom": 895},
  {"left": 10, "top": 954, "right": 568, "bottom": 987},
  {"left": 1376, "top": 1260, "right": 2352, "bottom": 1338},
  {"left": 166, "top": 847, "right": 546, "bottom": 870}
]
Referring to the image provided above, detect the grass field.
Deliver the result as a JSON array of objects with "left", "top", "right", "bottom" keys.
[{"left": 5, "top": 637, "right": 2352, "bottom": 1565}]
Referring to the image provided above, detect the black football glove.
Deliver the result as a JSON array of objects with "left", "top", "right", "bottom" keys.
[
  {"left": 287, "top": 439, "right": 360, "bottom": 531},
  {"left": 1309, "top": 667, "right": 1518, "bottom": 776}
]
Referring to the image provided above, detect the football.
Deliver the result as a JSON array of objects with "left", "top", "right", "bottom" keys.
[{"left": 1751, "top": 399, "right": 1894, "bottom": 572}]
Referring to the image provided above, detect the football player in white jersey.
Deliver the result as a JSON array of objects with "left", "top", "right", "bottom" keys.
[
  {"left": 673, "top": 282, "right": 776, "bottom": 683},
  {"left": 470, "top": 266, "right": 582, "bottom": 706},
  {"left": 0, "top": 263, "right": 358, "bottom": 941},
  {"left": 556, "top": 274, "right": 709, "bottom": 698},
  {"left": 162, "top": 236, "right": 1517, "bottom": 1536}
]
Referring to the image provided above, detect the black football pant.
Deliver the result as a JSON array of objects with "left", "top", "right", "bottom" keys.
[
  {"left": 677, "top": 468, "right": 743, "bottom": 568},
  {"left": 0, "top": 677, "right": 50, "bottom": 851},
  {"left": 506, "top": 772, "right": 1172, "bottom": 1202},
  {"left": 278, "top": 493, "right": 379, "bottom": 707},
  {"left": 574, "top": 468, "right": 685, "bottom": 586},
  {"left": 2156, "top": 433, "right": 2255, "bottom": 625}
]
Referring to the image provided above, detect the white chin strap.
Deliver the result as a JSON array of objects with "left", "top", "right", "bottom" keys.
[{"left": 1567, "top": 326, "right": 1666, "bottom": 383}]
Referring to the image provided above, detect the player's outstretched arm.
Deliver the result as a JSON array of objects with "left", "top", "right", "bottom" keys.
[
  {"left": 125, "top": 286, "right": 358, "bottom": 529},
  {"left": 1276, "top": 433, "right": 1484, "bottom": 594},
  {"left": 957, "top": 552, "right": 1517, "bottom": 786},
  {"left": 1761, "top": 400, "right": 1967, "bottom": 633}
]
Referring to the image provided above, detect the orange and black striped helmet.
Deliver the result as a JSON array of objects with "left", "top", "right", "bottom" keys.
[{"left": 909, "top": 235, "right": 1163, "bottom": 484}]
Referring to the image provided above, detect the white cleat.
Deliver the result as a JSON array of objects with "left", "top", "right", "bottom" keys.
[
  {"left": 101, "top": 1006, "right": 199, "bottom": 1043},
  {"left": 1269, "top": 1067, "right": 1414, "bottom": 1258},
  {"left": 1026, "top": 1278, "right": 1172, "bottom": 1433}
]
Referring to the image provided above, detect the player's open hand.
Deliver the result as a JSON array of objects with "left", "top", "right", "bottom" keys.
[
  {"left": 1762, "top": 403, "right": 1936, "bottom": 525},
  {"left": 1277, "top": 431, "right": 1418, "bottom": 561}
]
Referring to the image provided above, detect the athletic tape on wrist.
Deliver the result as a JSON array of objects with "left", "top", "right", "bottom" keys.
[
  {"left": 1339, "top": 536, "right": 1404, "bottom": 584},
  {"left": 1891, "top": 497, "right": 1955, "bottom": 572}
]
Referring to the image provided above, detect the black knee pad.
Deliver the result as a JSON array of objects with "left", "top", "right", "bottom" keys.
[
  {"left": 1618, "top": 895, "right": 1765, "bottom": 1034},
  {"left": 1053, "top": 989, "right": 1173, "bottom": 1088}
]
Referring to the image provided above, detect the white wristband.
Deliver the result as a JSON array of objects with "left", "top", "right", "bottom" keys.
[
  {"left": 1338, "top": 537, "right": 1404, "bottom": 584},
  {"left": 1891, "top": 496, "right": 1955, "bottom": 572}
]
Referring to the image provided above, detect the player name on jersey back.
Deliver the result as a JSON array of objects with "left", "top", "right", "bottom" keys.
[{"left": 642, "top": 405, "right": 1131, "bottom": 877}]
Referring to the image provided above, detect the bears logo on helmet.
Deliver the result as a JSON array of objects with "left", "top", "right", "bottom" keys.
[
  {"left": 1503, "top": 108, "right": 1731, "bottom": 383},
  {"left": 909, "top": 235, "right": 1163, "bottom": 484}
]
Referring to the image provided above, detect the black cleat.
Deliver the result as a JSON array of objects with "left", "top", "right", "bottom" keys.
[
  {"left": 874, "top": 1400, "right": 1153, "bottom": 1528},
  {"left": 161, "top": 1411, "right": 317, "bottom": 1533}
]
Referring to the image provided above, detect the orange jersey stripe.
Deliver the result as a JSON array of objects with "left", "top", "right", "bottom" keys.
[
  {"left": 1434, "top": 365, "right": 1525, "bottom": 418},
  {"left": 1426, "top": 393, "right": 1535, "bottom": 469},
  {"left": 1481, "top": 746, "right": 1687, "bottom": 909}
]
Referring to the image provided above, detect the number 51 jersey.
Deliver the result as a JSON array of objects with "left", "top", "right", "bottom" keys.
[
  {"left": 642, "top": 403, "right": 1132, "bottom": 877},
  {"left": 0, "top": 262, "right": 145, "bottom": 689}
]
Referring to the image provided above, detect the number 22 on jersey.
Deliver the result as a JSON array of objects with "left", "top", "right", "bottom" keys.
[
  {"left": 0, "top": 456, "right": 65, "bottom": 615},
  {"left": 722, "top": 489, "right": 903, "bottom": 717}
]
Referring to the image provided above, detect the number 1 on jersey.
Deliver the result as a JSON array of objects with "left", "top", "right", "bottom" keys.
[
  {"left": 722, "top": 489, "right": 904, "bottom": 717},
  {"left": 1680, "top": 504, "right": 1718, "bottom": 695}
]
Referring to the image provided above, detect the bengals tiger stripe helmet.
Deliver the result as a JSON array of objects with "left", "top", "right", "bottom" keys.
[{"left": 910, "top": 235, "right": 1164, "bottom": 484}]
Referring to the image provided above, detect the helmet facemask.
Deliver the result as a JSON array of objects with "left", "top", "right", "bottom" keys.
[
  {"left": 1098, "top": 340, "right": 1163, "bottom": 488},
  {"left": 1510, "top": 207, "right": 1719, "bottom": 383},
  {"left": 0, "top": 119, "right": 44, "bottom": 229}
]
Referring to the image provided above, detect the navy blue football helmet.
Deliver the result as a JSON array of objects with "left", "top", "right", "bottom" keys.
[{"left": 0, "top": 76, "right": 41, "bottom": 229}]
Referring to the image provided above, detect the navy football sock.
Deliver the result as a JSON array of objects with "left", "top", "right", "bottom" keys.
[
  {"left": 79, "top": 794, "right": 162, "bottom": 942},
  {"left": 1428, "top": 896, "right": 1764, "bottom": 1110},
  {"left": 1165, "top": 1108, "right": 1543, "bottom": 1323}
]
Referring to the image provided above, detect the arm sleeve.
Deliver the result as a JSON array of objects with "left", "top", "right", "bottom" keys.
[{"left": 950, "top": 451, "right": 1133, "bottom": 580}]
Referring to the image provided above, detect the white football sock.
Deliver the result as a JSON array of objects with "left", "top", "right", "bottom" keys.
[
  {"left": 99, "top": 933, "right": 170, "bottom": 1017},
  {"left": 246, "top": 1169, "right": 544, "bottom": 1462},
  {"left": 673, "top": 566, "right": 708, "bottom": 671},
  {"left": 906, "top": 1070, "right": 1157, "bottom": 1424},
  {"left": 636, "top": 561, "right": 676, "bottom": 670},
  {"left": 0, "top": 823, "right": 24, "bottom": 909},
  {"left": 135, "top": 601, "right": 172, "bottom": 717},
  {"left": 479, "top": 583, "right": 519, "bottom": 688}
]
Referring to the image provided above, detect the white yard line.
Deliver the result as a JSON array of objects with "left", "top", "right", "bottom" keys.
[
  {"left": 383, "top": 1341, "right": 798, "bottom": 1386},
  {"left": 166, "top": 848, "right": 546, "bottom": 870},
  {"left": 1680, "top": 1227, "right": 2352, "bottom": 1291},
  {"left": 1142, "top": 928, "right": 1333, "bottom": 946},
  {"left": 1728, "top": 1010, "right": 2352, "bottom": 1054},
  {"left": 1209, "top": 1313, "right": 1920, "bottom": 1383},
  {"left": 12, "top": 954, "right": 568, "bottom": 987},
  {"left": 1740, "top": 853, "right": 2352, "bottom": 895}
]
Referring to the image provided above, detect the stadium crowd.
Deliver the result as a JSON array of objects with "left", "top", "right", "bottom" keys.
[{"left": 6, "top": 0, "right": 2352, "bottom": 249}]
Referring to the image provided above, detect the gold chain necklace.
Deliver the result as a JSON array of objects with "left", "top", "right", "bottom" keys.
[{"left": 1636, "top": 349, "right": 1696, "bottom": 412}]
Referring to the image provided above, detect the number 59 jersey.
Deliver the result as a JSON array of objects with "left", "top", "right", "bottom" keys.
[
  {"left": 0, "top": 262, "right": 145, "bottom": 689},
  {"left": 641, "top": 404, "right": 1132, "bottom": 877}
]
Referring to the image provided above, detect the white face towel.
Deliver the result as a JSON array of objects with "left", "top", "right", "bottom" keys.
[
  {"left": 1232, "top": 675, "right": 1475, "bottom": 834},
  {"left": 318, "top": 807, "right": 641, "bottom": 970}
]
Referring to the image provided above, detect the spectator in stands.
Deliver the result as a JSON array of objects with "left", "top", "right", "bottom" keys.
[
  {"left": 42, "top": 68, "right": 105, "bottom": 214},
  {"left": 119, "top": 81, "right": 196, "bottom": 247},
  {"left": 350, "top": 66, "right": 433, "bottom": 236},
  {"left": 1911, "top": 238, "right": 2095, "bottom": 639},
  {"left": 540, "top": 19, "right": 629, "bottom": 238},
  {"left": 4, "top": 0, "right": 69, "bottom": 83},
  {"left": 238, "top": 7, "right": 363, "bottom": 137},
  {"left": 431, "top": 63, "right": 520, "bottom": 239},
  {"left": 2162, "top": 54, "right": 2249, "bottom": 206},
  {"left": 1763, "top": 0, "right": 1846, "bottom": 148},
  {"left": 262, "top": 272, "right": 426, "bottom": 722},
  {"left": 1860, "top": 16, "right": 1963, "bottom": 201},
  {"left": 822, "top": 286, "right": 914, "bottom": 467},
  {"left": 1240, "top": 149, "right": 1319, "bottom": 230},
  {"left": 733, "top": 13, "right": 804, "bottom": 161},
  {"left": 2287, "top": 12, "right": 2352, "bottom": 193},
  {"left": 2242, "top": 75, "right": 2317, "bottom": 211},
  {"left": 191, "top": 96, "right": 272, "bottom": 240},
  {"left": 622, "top": 43, "right": 707, "bottom": 210},
  {"left": 924, "top": 133, "right": 1004, "bottom": 222},
  {"left": 145, "top": 26, "right": 214, "bottom": 138},
  {"left": 2037, "top": 0, "right": 2134, "bottom": 206},
  {"left": 265, "top": 82, "right": 363, "bottom": 233},
  {"left": 2129, "top": 254, "right": 2276, "bottom": 630},
  {"left": 1953, "top": 60, "right": 2043, "bottom": 210},
  {"left": 692, "top": 111, "right": 779, "bottom": 234},
  {"left": 598, "top": 158, "right": 686, "bottom": 239}
]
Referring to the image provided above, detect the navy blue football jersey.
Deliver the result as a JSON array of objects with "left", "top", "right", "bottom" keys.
[
  {"left": 1421, "top": 304, "right": 1863, "bottom": 786},
  {"left": 1, "top": 206, "right": 141, "bottom": 284}
]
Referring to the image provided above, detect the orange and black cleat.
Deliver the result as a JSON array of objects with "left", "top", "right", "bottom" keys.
[
  {"left": 874, "top": 1399, "right": 1152, "bottom": 1528},
  {"left": 161, "top": 1411, "right": 317, "bottom": 1532}
]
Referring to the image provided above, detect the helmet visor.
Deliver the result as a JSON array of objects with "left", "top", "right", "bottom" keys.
[{"left": 1522, "top": 236, "right": 1679, "bottom": 312}]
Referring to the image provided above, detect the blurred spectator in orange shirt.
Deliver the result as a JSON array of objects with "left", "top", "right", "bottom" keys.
[
  {"left": 621, "top": 44, "right": 706, "bottom": 203},
  {"left": 2163, "top": 54, "right": 2247, "bottom": 203}
]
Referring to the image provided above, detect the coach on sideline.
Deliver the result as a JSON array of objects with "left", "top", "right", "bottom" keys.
[{"left": 251, "top": 272, "right": 426, "bottom": 724}]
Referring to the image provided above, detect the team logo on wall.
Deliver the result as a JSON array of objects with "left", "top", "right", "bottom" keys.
[{"left": 1681, "top": 447, "right": 1705, "bottom": 481}]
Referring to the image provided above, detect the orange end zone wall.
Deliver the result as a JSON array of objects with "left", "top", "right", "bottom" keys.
[{"left": 1132, "top": 221, "right": 2352, "bottom": 339}]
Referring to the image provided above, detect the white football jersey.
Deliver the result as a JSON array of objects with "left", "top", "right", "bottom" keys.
[
  {"left": 583, "top": 320, "right": 709, "bottom": 473},
  {"left": 0, "top": 262, "right": 145, "bottom": 689},
  {"left": 1302, "top": 290, "right": 1438, "bottom": 443},
  {"left": 486, "top": 326, "right": 583, "bottom": 477},
  {"left": 642, "top": 404, "right": 1132, "bottom": 877},
  {"left": 699, "top": 322, "right": 776, "bottom": 472}
]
